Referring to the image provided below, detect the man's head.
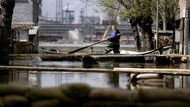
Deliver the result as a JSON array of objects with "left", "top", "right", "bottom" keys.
[{"left": 111, "top": 24, "right": 117, "bottom": 31}]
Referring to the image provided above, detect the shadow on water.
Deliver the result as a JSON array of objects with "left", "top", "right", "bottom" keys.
[
  {"left": 81, "top": 55, "right": 99, "bottom": 68},
  {"left": 1, "top": 58, "right": 190, "bottom": 89}
]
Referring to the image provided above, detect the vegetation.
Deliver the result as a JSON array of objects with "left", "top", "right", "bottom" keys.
[{"left": 155, "top": 0, "right": 178, "bottom": 30}]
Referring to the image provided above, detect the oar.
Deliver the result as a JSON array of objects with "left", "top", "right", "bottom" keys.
[
  {"left": 67, "top": 39, "right": 107, "bottom": 54},
  {"left": 101, "top": 25, "right": 111, "bottom": 40}
]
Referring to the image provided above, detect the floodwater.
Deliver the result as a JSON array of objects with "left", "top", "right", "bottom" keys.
[{"left": 4, "top": 59, "right": 190, "bottom": 89}]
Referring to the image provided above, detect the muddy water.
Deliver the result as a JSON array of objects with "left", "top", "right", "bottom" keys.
[{"left": 6, "top": 59, "right": 190, "bottom": 89}]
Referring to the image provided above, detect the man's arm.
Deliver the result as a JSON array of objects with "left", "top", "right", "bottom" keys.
[{"left": 107, "top": 31, "right": 117, "bottom": 41}]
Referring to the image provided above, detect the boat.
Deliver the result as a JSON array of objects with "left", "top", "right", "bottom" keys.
[
  {"left": 112, "top": 46, "right": 172, "bottom": 55},
  {"left": 39, "top": 47, "right": 65, "bottom": 54},
  {"left": 40, "top": 45, "right": 172, "bottom": 55},
  {"left": 38, "top": 45, "right": 186, "bottom": 64}
]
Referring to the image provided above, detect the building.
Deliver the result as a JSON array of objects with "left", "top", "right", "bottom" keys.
[
  {"left": 39, "top": 20, "right": 134, "bottom": 46},
  {"left": 11, "top": 0, "right": 39, "bottom": 54},
  {"left": 63, "top": 9, "right": 75, "bottom": 24}
]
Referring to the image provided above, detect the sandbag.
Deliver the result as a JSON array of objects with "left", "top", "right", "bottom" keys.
[
  {"left": 82, "top": 101, "right": 132, "bottom": 107},
  {"left": 31, "top": 99, "right": 60, "bottom": 107},
  {"left": 89, "top": 88, "right": 139, "bottom": 103},
  {"left": 139, "top": 100, "right": 190, "bottom": 107},
  {"left": 26, "top": 87, "right": 70, "bottom": 102},
  {"left": 138, "top": 88, "right": 190, "bottom": 102},
  {"left": 0, "top": 97, "right": 4, "bottom": 107},
  {"left": 2, "top": 95, "right": 28, "bottom": 107},
  {"left": 61, "top": 83, "right": 91, "bottom": 102},
  {"left": 0, "top": 85, "right": 30, "bottom": 96}
]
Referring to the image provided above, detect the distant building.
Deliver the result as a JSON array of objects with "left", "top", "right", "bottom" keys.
[
  {"left": 87, "top": 16, "right": 100, "bottom": 25},
  {"left": 11, "top": 0, "right": 39, "bottom": 54},
  {"left": 63, "top": 9, "right": 75, "bottom": 24},
  {"left": 39, "top": 8, "right": 134, "bottom": 44}
]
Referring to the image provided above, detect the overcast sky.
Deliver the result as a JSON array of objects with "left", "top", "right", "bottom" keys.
[{"left": 42, "top": 0, "right": 99, "bottom": 23}]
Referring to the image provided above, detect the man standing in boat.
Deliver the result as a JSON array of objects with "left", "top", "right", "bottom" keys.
[{"left": 105, "top": 24, "right": 121, "bottom": 54}]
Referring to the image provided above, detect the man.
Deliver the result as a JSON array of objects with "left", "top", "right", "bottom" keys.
[{"left": 105, "top": 24, "right": 121, "bottom": 54}]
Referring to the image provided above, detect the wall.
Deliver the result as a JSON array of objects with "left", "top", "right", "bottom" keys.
[{"left": 12, "top": 0, "right": 33, "bottom": 24}]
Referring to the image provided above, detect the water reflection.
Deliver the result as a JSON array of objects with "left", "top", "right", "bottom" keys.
[
  {"left": 108, "top": 73, "right": 119, "bottom": 87},
  {"left": 2, "top": 60, "right": 190, "bottom": 89},
  {"left": 40, "top": 72, "right": 126, "bottom": 88}
]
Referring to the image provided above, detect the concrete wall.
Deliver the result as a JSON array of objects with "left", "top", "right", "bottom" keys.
[{"left": 12, "top": 0, "right": 33, "bottom": 24}]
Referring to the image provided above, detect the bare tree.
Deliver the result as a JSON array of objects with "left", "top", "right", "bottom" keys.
[{"left": 156, "top": 0, "right": 178, "bottom": 30}]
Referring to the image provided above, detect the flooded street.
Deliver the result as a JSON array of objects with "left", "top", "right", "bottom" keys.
[{"left": 6, "top": 59, "right": 190, "bottom": 89}]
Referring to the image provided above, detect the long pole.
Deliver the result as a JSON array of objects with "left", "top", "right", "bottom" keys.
[
  {"left": 67, "top": 39, "right": 107, "bottom": 54},
  {"left": 155, "top": 0, "right": 159, "bottom": 49}
]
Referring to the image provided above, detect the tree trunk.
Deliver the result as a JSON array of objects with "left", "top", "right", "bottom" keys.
[
  {"left": 0, "top": 0, "right": 15, "bottom": 65},
  {"left": 142, "top": 27, "right": 154, "bottom": 51},
  {"left": 129, "top": 18, "right": 142, "bottom": 51},
  {"left": 0, "top": 0, "right": 15, "bottom": 83},
  {"left": 163, "top": 17, "right": 167, "bottom": 31},
  {"left": 162, "top": 9, "right": 167, "bottom": 31},
  {"left": 179, "top": 18, "right": 184, "bottom": 54},
  {"left": 137, "top": 16, "right": 154, "bottom": 51}
]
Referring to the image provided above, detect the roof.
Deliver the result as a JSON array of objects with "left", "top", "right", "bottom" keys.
[{"left": 12, "top": 22, "right": 34, "bottom": 31}]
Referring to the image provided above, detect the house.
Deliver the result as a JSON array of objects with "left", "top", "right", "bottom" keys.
[{"left": 11, "top": 0, "right": 39, "bottom": 54}]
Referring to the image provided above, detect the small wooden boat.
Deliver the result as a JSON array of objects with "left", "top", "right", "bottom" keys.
[
  {"left": 114, "top": 46, "right": 172, "bottom": 55},
  {"left": 38, "top": 46, "right": 187, "bottom": 63},
  {"left": 40, "top": 45, "right": 172, "bottom": 55},
  {"left": 39, "top": 47, "right": 66, "bottom": 54}
]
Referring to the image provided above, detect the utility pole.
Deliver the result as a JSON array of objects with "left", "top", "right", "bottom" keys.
[
  {"left": 155, "top": 0, "right": 159, "bottom": 49},
  {"left": 85, "top": 0, "right": 88, "bottom": 17},
  {"left": 56, "top": 0, "right": 63, "bottom": 23},
  {"left": 179, "top": 0, "right": 185, "bottom": 54},
  {"left": 184, "top": 0, "right": 190, "bottom": 55}
]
